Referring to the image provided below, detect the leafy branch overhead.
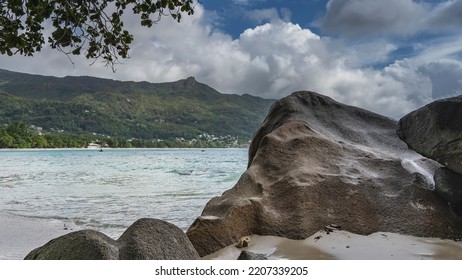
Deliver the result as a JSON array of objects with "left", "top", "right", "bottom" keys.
[{"left": 0, "top": 0, "right": 194, "bottom": 69}]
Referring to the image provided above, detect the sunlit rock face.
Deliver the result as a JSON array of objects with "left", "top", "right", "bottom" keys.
[{"left": 187, "top": 91, "right": 462, "bottom": 257}]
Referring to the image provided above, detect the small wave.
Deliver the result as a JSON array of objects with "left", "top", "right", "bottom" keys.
[
  {"left": 16, "top": 213, "right": 73, "bottom": 221},
  {"left": 98, "top": 223, "right": 127, "bottom": 229},
  {"left": 0, "top": 148, "right": 248, "bottom": 240},
  {"left": 170, "top": 169, "right": 194, "bottom": 176},
  {"left": 5, "top": 200, "right": 22, "bottom": 205},
  {"left": 0, "top": 174, "right": 21, "bottom": 183},
  {"left": 157, "top": 192, "right": 202, "bottom": 198}
]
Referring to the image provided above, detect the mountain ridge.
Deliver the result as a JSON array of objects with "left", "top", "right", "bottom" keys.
[{"left": 0, "top": 69, "right": 274, "bottom": 141}]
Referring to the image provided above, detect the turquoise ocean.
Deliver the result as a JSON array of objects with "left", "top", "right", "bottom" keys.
[{"left": 0, "top": 148, "right": 247, "bottom": 238}]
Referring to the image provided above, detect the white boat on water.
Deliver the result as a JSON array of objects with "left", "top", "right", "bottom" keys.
[{"left": 86, "top": 142, "right": 102, "bottom": 149}]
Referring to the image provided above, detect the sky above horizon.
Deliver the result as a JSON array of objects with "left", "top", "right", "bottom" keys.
[{"left": 1, "top": 0, "right": 462, "bottom": 119}]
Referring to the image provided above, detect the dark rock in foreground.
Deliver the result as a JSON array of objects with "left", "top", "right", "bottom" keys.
[
  {"left": 237, "top": 251, "right": 268, "bottom": 260},
  {"left": 25, "top": 218, "right": 200, "bottom": 260},
  {"left": 397, "top": 96, "right": 462, "bottom": 174},
  {"left": 187, "top": 91, "right": 462, "bottom": 257},
  {"left": 118, "top": 218, "right": 199, "bottom": 260},
  {"left": 25, "top": 230, "right": 118, "bottom": 260}
]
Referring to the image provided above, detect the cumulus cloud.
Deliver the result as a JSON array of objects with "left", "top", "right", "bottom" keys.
[
  {"left": 319, "top": 0, "right": 462, "bottom": 37},
  {"left": 319, "top": 0, "right": 428, "bottom": 37},
  {"left": 0, "top": 2, "right": 461, "bottom": 119},
  {"left": 418, "top": 60, "right": 462, "bottom": 99}
]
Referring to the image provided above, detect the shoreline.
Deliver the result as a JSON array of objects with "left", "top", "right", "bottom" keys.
[
  {"left": 3, "top": 210, "right": 462, "bottom": 260},
  {"left": 0, "top": 147, "right": 247, "bottom": 152},
  {"left": 0, "top": 212, "right": 76, "bottom": 260}
]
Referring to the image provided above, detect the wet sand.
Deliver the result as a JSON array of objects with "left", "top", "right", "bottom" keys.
[
  {"left": 0, "top": 213, "right": 75, "bottom": 260},
  {"left": 2, "top": 212, "right": 462, "bottom": 260},
  {"left": 204, "top": 230, "right": 462, "bottom": 260}
]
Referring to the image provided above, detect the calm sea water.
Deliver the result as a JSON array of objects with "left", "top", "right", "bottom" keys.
[{"left": 0, "top": 148, "right": 248, "bottom": 238}]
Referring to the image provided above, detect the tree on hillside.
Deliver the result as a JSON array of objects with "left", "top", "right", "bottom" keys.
[
  {"left": 0, "top": 128, "right": 15, "bottom": 148},
  {"left": 0, "top": 0, "right": 194, "bottom": 69}
]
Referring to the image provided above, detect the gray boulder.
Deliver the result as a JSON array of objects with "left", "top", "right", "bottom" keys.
[
  {"left": 117, "top": 218, "right": 200, "bottom": 260},
  {"left": 25, "top": 218, "right": 200, "bottom": 260},
  {"left": 237, "top": 251, "right": 268, "bottom": 260},
  {"left": 434, "top": 167, "right": 462, "bottom": 210},
  {"left": 24, "top": 230, "right": 118, "bottom": 260},
  {"left": 397, "top": 96, "right": 462, "bottom": 174},
  {"left": 187, "top": 91, "right": 462, "bottom": 257}
]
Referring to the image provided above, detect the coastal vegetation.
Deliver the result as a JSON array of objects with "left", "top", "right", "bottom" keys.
[
  {"left": 0, "top": 69, "right": 274, "bottom": 148},
  {"left": 0, "top": 121, "right": 248, "bottom": 149}
]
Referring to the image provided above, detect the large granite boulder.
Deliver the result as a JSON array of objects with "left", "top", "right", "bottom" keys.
[
  {"left": 118, "top": 218, "right": 200, "bottom": 260},
  {"left": 25, "top": 230, "right": 118, "bottom": 260},
  {"left": 25, "top": 218, "right": 200, "bottom": 260},
  {"left": 397, "top": 96, "right": 462, "bottom": 174},
  {"left": 434, "top": 167, "right": 462, "bottom": 210},
  {"left": 187, "top": 91, "right": 462, "bottom": 257}
]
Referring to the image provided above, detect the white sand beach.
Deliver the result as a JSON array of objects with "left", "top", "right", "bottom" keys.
[
  {"left": 204, "top": 230, "right": 462, "bottom": 260},
  {"left": 0, "top": 213, "right": 76, "bottom": 260},
  {"left": 2, "top": 212, "right": 462, "bottom": 260}
]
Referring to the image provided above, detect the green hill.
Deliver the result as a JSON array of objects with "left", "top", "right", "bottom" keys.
[{"left": 0, "top": 69, "right": 274, "bottom": 142}]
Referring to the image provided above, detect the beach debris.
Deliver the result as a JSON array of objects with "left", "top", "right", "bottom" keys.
[
  {"left": 235, "top": 236, "right": 251, "bottom": 248},
  {"left": 314, "top": 235, "right": 322, "bottom": 242}
]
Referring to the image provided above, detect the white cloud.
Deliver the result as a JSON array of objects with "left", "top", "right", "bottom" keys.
[
  {"left": 418, "top": 59, "right": 462, "bottom": 99},
  {"left": 319, "top": 0, "right": 428, "bottom": 37},
  {"left": 319, "top": 0, "right": 462, "bottom": 37},
  {"left": 1, "top": 2, "right": 462, "bottom": 120},
  {"left": 427, "top": 0, "right": 462, "bottom": 29},
  {"left": 244, "top": 8, "right": 289, "bottom": 24},
  {"left": 245, "top": 8, "right": 278, "bottom": 23},
  {"left": 412, "top": 36, "right": 462, "bottom": 64}
]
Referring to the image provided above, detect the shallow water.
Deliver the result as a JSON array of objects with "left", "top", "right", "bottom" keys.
[{"left": 0, "top": 148, "right": 247, "bottom": 238}]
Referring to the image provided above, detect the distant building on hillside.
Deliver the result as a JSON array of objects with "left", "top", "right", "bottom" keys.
[{"left": 87, "top": 142, "right": 102, "bottom": 149}]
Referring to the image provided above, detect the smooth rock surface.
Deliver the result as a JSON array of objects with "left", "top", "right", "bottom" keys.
[
  {"left": 397, "top": 96, "right": 462, "bottom": 174},
  {"left": 117, "top": 218, "right": 200, "bottom": 260},
  {"left": 237, "top": 251, "right": 268, "bottom": 260},
  {"left": 24, "top": 230, "right": 119, "bottom": 260},
  {"left": 25, "top": 218, "right": 200, "bottom": 260},
  {"left": 187, "top": 91, "right": 462, "bottom": 257},
  {"left": 434, "top": 167, "right": 462, "bottom": 209}
]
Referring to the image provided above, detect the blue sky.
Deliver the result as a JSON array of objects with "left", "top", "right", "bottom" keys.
[
  {"left": 200, "top": 0, "right": 322, "bottom": 37},
  {"left": 1, "top": 0, "right": 462, "bottom": 118}
]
